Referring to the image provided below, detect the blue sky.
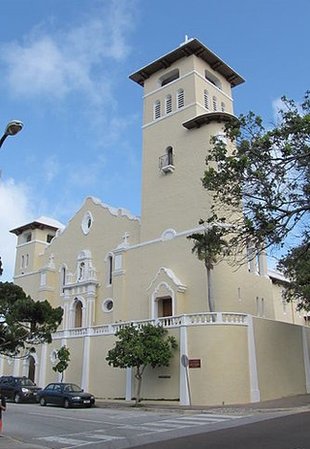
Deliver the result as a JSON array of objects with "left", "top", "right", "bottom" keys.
[{"left": 0, "top": 0, "right": 309, "bottom": 281}]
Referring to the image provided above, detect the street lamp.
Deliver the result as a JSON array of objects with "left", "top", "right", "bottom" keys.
[
  {"left": 0, "top": 120, "right": 24, "bottom": 278},
  {"left": 0, "top": 120, "right": 24, "bottom": 149}
]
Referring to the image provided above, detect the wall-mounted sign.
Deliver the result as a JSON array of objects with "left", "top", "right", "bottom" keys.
[{"left": 189, "top": 359, "right": 201, "bottom": 368}]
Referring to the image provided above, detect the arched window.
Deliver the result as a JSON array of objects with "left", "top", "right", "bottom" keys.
[
  {"left": 61, "top": 266, "right": 66, "bottom": 292},
  {"left": 212, "top": 96, "right": 217, "bottom": 111},
  {"left": 167, "top": 146, "right": 173, "bottom": 166},
  {"left": 74, "top": 299, "right": 83, "bottom": 328},
  {"left": 177, "top": 89, "right": 184, "bottom": 109},
  {"left": 159, "top": 146, "right": 174, "bottom": 173},
  {"left": 221, "top": 101, "right": 225, "bottom": 112},
  {"left": 165, "top": 95, "right": 172, "bottom": 114},
  {"left": 154, "top": 100, "right": 161, "bottom": 120},
  {"left": 204, "top": 90, "right": 209, "bottom": 109},
  {"left": 108, "top": 255, "right": 113, "bottom": 285}
]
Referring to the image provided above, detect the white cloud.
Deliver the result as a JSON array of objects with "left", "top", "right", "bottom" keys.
[
  {"left": 0, "top": 178, "right": 35, "bottom": 281},
  {"left": 0, "top": 0, "right": 137, "bottom": 105}
]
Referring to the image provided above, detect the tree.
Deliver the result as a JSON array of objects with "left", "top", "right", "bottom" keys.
[
  {"left": 278, "top": 241, "right": 310, "bottom": 310},
  {"left": 187, "top": 227, "right": 228, "bottom": 313},
  {"left": 0, "top": 282, "right": 63, "bottom": 357},
  {"left": 52, "top": 345, "right": 70, "bottom": 382},
  {"left": 202, "top": 92, "right": 310, "bottom": 309},
  {"left": 106, "top": 323, "right": 178, "bottom": 405}
]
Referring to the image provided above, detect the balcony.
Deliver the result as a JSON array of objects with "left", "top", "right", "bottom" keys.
[{"left": 159, "top": 153, "right": 175, "bottom": 174}]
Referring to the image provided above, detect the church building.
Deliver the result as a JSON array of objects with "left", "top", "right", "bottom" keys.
[{"left": 2, "top": 38, "right": 310, "bottom": 406}]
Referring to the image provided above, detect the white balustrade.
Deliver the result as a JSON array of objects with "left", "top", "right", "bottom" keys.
[{"left": 52, "top": 312, "right": 248, "bottom": 340}]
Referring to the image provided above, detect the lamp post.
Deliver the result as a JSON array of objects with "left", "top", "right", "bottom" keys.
[
  {"left": 0, "top": 120, "right": 24, "bottom": 277},
  {"left": 0, "top": 120, "right": 24, "bottom": 149}
]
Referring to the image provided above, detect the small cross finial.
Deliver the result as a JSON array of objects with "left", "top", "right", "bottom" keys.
[
  {"left": 180, "top": 35, "right": 191, "bottom": 47},
  {"left": 122, "top": 232, "right": 130, "bottom": 245}
]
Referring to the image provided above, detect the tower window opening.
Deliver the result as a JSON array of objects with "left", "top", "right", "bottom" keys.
[
  {"left": 204, "top": 90, "right": 209, "bottom": 109},
  {"left": 160, "top": 69, "right": 179, "bottom": 87},
  {"left": 221, "top": 101, "right": 225, "bottom": 112},
  {"left": 47, "top": 234, "right": 54, "bottom": 243},
  {"left": 154, "top": 100, "right": 161, "bottom": 120},
  {"left": 165, "top": 95, "right": 172, "bottom": 114},
  {"left": 212, "top": 96, "right": 218, "bottom": 111},
  {"left": 177, "top": 89, "right": 184, "bottom": 109},
  {"left": 205, "top": 70, "right": 222, "bottom": 90}
]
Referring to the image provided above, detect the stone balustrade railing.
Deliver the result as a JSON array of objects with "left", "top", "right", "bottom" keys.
[{"left": 53, "top": 312, "right": 248, "bottom": 340}]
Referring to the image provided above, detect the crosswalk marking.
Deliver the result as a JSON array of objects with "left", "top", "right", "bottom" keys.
[
  {"left": 38, "top": 436, "right": 89, "bottom": 445},
  {"left": 37, "top": 434, "right": 124, "bottom": 445},
  {"left": 36, "top": 413, "right": 243, "bottom": 447}
]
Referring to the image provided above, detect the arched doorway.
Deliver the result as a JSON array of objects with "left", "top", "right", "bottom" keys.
[
  {"left": 157, "top": 296, "right": 173, "bottom": 317},
  {"left": 28, "top": 355, "right": 35, "bottom": 382},
  {"left": 75, "top": 300, "right": 83, "bottom": 328}
]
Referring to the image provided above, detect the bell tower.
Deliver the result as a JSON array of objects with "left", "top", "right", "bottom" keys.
[{"left": 130, "top": 38, "right": 244, "bottom": 241}]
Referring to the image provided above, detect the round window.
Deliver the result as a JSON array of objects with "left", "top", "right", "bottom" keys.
[
  {"left": 50, "top": 349, "right": 58, "bottom": 364},
  {"left": 81, "top": 211, "right": 93, "bottom": 235},
  {"left": 102, "top": 299, "right": 114, "bottom": 312}
]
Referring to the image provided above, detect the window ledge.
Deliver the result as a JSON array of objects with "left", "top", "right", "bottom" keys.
[{"left": 161, "top": 164, "right": 175, "bottom": 174}]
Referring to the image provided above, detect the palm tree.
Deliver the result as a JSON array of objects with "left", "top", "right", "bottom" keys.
[{"left": 188, "top": 227, "right": 227, "bottom": 313}]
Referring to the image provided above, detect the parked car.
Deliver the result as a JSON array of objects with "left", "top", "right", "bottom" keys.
[
  {"left": 0, "top": 376, "right": 41, "bottom": 403},
  {"left": 37, "top": 382, "right": 95, "bottom": 408}
]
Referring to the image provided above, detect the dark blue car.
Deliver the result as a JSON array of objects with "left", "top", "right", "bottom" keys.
[{"left": 37, "top": 382, "right": 95, "bottom": 408}]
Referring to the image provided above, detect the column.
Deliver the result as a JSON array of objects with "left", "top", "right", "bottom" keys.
[{"left": 247, "top": 315, "right": 260, "bottom": 402}]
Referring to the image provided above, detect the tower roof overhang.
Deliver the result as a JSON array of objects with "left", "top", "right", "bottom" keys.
[
  {"left": 10, "top": 217, "right": 64, "bottom": 236},
  {"left": 182, "top": 112, "right": 239, "bottom": 130},
  {"left": 129, "top": 38, "right": 245, "bottom": 87}
]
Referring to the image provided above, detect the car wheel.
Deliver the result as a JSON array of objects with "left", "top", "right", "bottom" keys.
[
  {"left": 63, "top": 398, "right": 70, "bottom": 409},
  {"left": 14, "top": 393, "right": 21, "bottom": 403},
  {"left": 40, "top": 397, "right": 46, "bottom": 406}
]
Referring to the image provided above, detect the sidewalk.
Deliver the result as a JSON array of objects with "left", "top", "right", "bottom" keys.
[{"left": 95, "top": 393, "right": 310, "bottom": 414}]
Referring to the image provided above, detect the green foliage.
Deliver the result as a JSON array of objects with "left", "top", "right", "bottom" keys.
[
  {"left": 0, "top": 282, "right": 63, "bottom": 357},
  {"left": 187, "top": 227, "right": 228, "bottom": 271},
  {"left": 202, "top": 92, "right": 310, "bottom": 309},
  {"left": 52, "top": 345, "right": 70, "bottom": 382},
  {"left": 106, "top": 323, "right": 177, "bottom": 404},
  {"left": 278, "top": 239, "right": 310, "bottom": 311}
]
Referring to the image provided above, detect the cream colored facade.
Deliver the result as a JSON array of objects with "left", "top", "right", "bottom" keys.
[{"left": 2, "top": 38, "right": 310, "bottom": 406}]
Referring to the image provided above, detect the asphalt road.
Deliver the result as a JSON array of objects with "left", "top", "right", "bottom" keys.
[
  {"left": 0, "top": 401, "right": 308, "bottom": 449},
  {"left": 129, "top": 411, "right": 310, "bottom": 449}
]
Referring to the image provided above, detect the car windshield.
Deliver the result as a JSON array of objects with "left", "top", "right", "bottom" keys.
[
  {"left": 64, "top": 384, "right": 82, "bottom": 392},
  {"left": 20, "top": 378, "right": 35, "bottom": 386}
]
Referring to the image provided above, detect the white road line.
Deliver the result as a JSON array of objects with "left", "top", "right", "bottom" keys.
[
  {"left": 173, "top": 417, "right": 232, "bottom": 423},
  {"left": 38, "top": 436, "right": 89, "bottom": 445},
  {"left": 144, "top": 421, "right": 193, "bottom": 428},
  {"left": 193, "top": 413, "right": 242, "bottom": 419},
  {"left": 37, "top": 434, "right": 125, "bottom": 447}
]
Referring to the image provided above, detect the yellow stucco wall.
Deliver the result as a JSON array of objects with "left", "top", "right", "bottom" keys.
[{"left": 254, "top": 317, "right": 306, "bottom": 400}]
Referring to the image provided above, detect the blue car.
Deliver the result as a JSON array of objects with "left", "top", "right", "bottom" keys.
[{"left": 37, "top": 382, "right": 95, "bottom": 408}]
